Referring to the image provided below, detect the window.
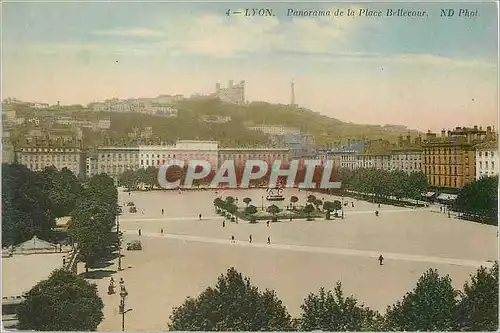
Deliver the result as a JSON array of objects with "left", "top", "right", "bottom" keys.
[
  {"left": 491, "top": 151, "right": 495, "bottom": 157},
  {"left": 485, "top": 152, "right": 489, "bottom": 157},
  {"left": 485, "top": 161, "right": 489, "bottom": 168},
  {"left": 479, "top": 151, "right": 482, "bottom": 157},
  {"left": 492, "top": 161, "right": 495, "bottom": 169}
]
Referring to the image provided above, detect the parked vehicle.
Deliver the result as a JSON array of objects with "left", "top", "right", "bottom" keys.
[{"left": 126, "top": 240, "right": 142, "bottom": 251}]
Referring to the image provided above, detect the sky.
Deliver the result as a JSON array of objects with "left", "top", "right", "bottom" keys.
[{"left": 2, "top": 1, "right": 499, "bottom": 131}]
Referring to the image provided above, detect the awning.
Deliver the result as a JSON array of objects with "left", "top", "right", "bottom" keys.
[
  {"left": 437, "top": 193, "right": 458, "bottom": 201},
  {"left": 424, "top": 192, "right": 435, "bottom": 197}
]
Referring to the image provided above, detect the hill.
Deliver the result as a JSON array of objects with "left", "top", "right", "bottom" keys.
[{"left": 5, "top": 98, "right": 421, "bottom": 148}]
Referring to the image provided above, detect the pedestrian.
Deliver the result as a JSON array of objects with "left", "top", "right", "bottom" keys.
[
  {"left": 161, "top": 208, "right": 164, "bottom": 215},
  {"left": 351, "top": 202, "right": 354, "bottom": 207},
  {"left": 249, "top": 234, "right": 252, "bottom": 243},
  {"left": 160, "top": 228, "right": 163, "bottom": 235},
  {"left": 267, "top": 236, "right": 271, "bottom": 244},
  {"left": 378, "top": 203, "right": 381, "bottom": 208},
  {"left": 289, "top": 216, "right": 292, "bottom": 222},
  {"left": 138, "top": 229, "right": 142, "bottom": 236},
  {"left": 378, "top": 254, "right": 384, "bottom": 265},
  {"left": 222, "top": 220, "right": 225, "bottom": 228},
  {"left": 448, "top": 211, "right": 451, "bottom": 218},
  {"left": 440, "top": 206, "right": 442, "bottom": 212},
  {"left": 231, "top": 235, "right": 235, "bottom": 243},
  {"left": 266, "top": 220, "right": 270, "bottom": 227},
  {"left": 142, "top": 209, "right": 145, "bottom": 215},
  {"left": 128, "top": 192, "right": 131, "bottom": 196},
  {"left": 199, "top": 214, "right": 202, "bottom": 220},
  {"left": 375, "top": 210, "right": 379, "bottom": 217}
]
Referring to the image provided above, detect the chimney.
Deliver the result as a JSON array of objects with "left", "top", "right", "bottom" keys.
[
  {"left": 441, "top": 129, "right": 446, "bottom": 137},
  {"left": 447, "top": 130, "right": 452, "bottom": 137},
  {"left": 406, "top": 135, "right": 411, "bottom": 144},
  {"left": 398, "top": 135, "right": 403, "bottom": 147},
  {"left": 487, "top": 126, "right": 492, "bottom": 133},
  {"left": 474, "top": 125, "right": 478, "bottom": 131}
]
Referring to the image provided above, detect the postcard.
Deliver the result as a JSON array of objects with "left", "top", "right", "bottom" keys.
[{"left": 2, "top": 1, "right": 498, "bottom": 332}]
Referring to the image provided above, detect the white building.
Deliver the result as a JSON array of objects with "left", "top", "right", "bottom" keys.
[
  {"left": 475, "top": 140, "right": 499, "bottom": 179},
  {"left": 15, "top": 146, "right": 86, "bottom": 177},
  {"left": 357, "top": 154, "right": 392, "bottom": 170},
  {"left": 139, "top": 141, "right": 219, "bottom": 169},
  {"left": 248, "top": 125, "right": 300, "bottom": 136},
  {"left": 98, "top": 119, "right": 111, "bottom": 130},
  {"left": 96, "top": 147, "right": 140, "bottom": 179},
  {"left": 390, "top": 136, "right": 424, "bottom": 173}
]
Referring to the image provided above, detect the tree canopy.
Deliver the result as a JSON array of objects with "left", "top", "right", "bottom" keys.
[
  {"left": 454, "top": 175, "right": 498, "bottom": 225},
  {"left": 17, "top": 269, "right": 104, "bottom": 331},
  {"left": 168, "top": 267, "right": 293, "bottom": 331},
  {"left": 1, "top": 163, "right": 56, "bottom": 245}
]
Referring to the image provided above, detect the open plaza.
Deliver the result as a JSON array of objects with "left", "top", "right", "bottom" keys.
[{"left": 83, "top": 188, "right": 497, "bottom": 331}]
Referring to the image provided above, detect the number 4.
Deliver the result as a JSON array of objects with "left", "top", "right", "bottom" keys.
[{"left": 225, "top": 9, "right": 231, "bottom": 16}]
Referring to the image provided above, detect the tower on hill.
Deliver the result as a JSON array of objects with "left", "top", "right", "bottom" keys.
[{"left": 290, "top": 79, "right": 297, "bottom": 107}]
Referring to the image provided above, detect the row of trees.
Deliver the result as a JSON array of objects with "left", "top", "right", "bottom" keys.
[
  {"left": 119, "top": 163, "right": 341, "bottom": 190},
  {"left": 68, "top": 173, "right": 119, "bottom": 271},
  {"left": 168, "top": 264, "right": 498, "bottom": 331},
  {"left": 15, "top": 262, "right": 498, "bottom": 331},
  {"left": 2, "top": 164, "right": 82, "bottom": 245},
  {"left": 454, "top": 175, "right": 498, "bottom": 225},
  {"left": 337, "top": 168, "right": 428, "bottom": 201}
]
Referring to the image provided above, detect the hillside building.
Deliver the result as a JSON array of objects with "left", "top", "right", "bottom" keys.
[
  {"left": 215, "top": 80, "right": 245, "bottom": 105},
  {"left": 475, "top": 139, "right": 498, "bottom": 179}
]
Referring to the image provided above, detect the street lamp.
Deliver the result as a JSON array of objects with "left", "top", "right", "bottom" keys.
[
  {"left": 117, "top": 214, "right": 122, "bottom": 271},
  {"left": 341, "top": 195, "right": 345, "bottom": 219},
  {"left": 261, "top": 196, "right": 264, "bottom": 211},
  {"left": 119, "top": 281, "right": 129, "bottom": 331}
]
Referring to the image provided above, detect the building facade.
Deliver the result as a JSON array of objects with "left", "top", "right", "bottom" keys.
[
  {"left": 15, "top": 146, "right": 86, "bottom": 177},
  {"left": 139, "top": 141, "right": 219, "bottom": 168},
  {"left": 475, "top": 140, "right": 499, "bottom": 179},
  {"left": 422, "top": 126, "right": 490, "bottom": 189},
  {"left": 218, "top": 148, "right": 290, "bottom": 168},
  {"left": 96, "top": 147, "right": 140, "bottom": 179},
  {"left": 390, "top": 135, "right": 424, "bottom": 173}
]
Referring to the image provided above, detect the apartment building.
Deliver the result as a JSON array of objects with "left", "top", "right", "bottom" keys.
[
  {"left": 390, "top": 135, "right": 424, "bottom": 173},
  {"left": 422, "top": 126, "right": 490, "bottom": 189},
  {"left": 475, "top": 139, "right": 499, "bottom": 179},
  {"left": 15, "top": 146, "right": 86, "bottom": 177},
  {"left": 139, "top": 141, "right": 219, "bottom": 168},
  {"left": 218, "top": 148, "right": 290, "bottom": 168},
  {"left": 96, "top": 147, "right": 140, "bottom": 180}
]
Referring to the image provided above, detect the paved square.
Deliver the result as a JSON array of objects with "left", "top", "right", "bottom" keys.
[{"left": 93, "top": 188, "right": 496, "bottom": 331}]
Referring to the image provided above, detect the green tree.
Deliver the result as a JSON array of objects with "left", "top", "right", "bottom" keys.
[
  {"left": 454, "top": 176, "right": 498, "bottom": 225},
  {"left": 313, "top": 199, "right": 323, "bottom": 211},
  {"left": 245, "top": 204, "right": 258, "bottom": 215},
  {"left": 266, "top": 204, "right": 281, "bottom": 222},
  {"left": 2, "top": 163, "right": 56, "bottom": 245},
  {"left": 290, "top": 195, "right": 299, "bottom": 209},
  {"left": 119, "top": 169, "right": 138, "bottom": 191},
  {"left": 225, "top": 196, "right": 235, "bottom": 206},
  {"left": 385, "top": 268, "right": 459, "bottom": 331},
  {"left": 243, "top": 197, "right": 252, "bottom": 207},
  {"left": 323, "top": 201, "right": 341, "bottom": 220},
  {"left": 307, "top": 194, "right": 316, "bottom": 204},
  {"left": 17, "top": 269, "right": 104, "bottom": 331},
  {"left": 298, "top": 283, "right": 382, "bottom": 331},
  {"left": 39, "top": 167, "right": 82, "bottom": 218},
  {"left": 303, "top": 204, "right": 315, "bottom": 221},
  {"left": 168, "top": 267, "right": 293, "bottom": 331},
  {"left": 457, "top": 262, "right": 498, "bottom": 331}
]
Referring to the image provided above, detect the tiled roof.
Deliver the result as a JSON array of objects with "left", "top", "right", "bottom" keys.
[{"left": 475, "top": 140, "right": 498, "bottom": 150}]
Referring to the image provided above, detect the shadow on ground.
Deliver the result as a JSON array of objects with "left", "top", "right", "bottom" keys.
[{"left": 80, "top": 269, "right": 117, "bottom": 280}]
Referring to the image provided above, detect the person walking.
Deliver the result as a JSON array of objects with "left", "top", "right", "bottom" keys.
[
  {"left": 199, "top": 214, "right": 202, "bottom": 220},
  {"left": 266, "top": 220, "right": 270, "bottom": 227},
  {"left": 249, "top": 234, "right": 252, "bottom": 243},
  {"left": 222, "top": 220, "right": 226, "bottom": 228},
  {"left": 138, "top": 229, "right": 142, "bottom": 236},
  {"left": 378, "top": 254, "right": 384, "bottom": 265},
  {"left": 161, "top": 208, "right": 164, "bottom": 215},
  {"left": 160, "top": 228, "right": 163, "bottom": 235},
  {"left": 267, "top": 236, "right": 271, "bottom": 244},
  {"left": 231, "top": 236, "right": 235, "bottom": 243}
]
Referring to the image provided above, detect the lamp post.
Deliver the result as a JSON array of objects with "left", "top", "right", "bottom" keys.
[
  {"left": 341, "top": 195, "right": 345, "bottom": 219},
  {"left": 119, "top": 281, "right": 129, "bottom": 331},
  {"left": 261, "top": 196, "right": 264, "bottom": 211},
  {"left": 117, "top": 214, "right": 122, "bottom": 271}
]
